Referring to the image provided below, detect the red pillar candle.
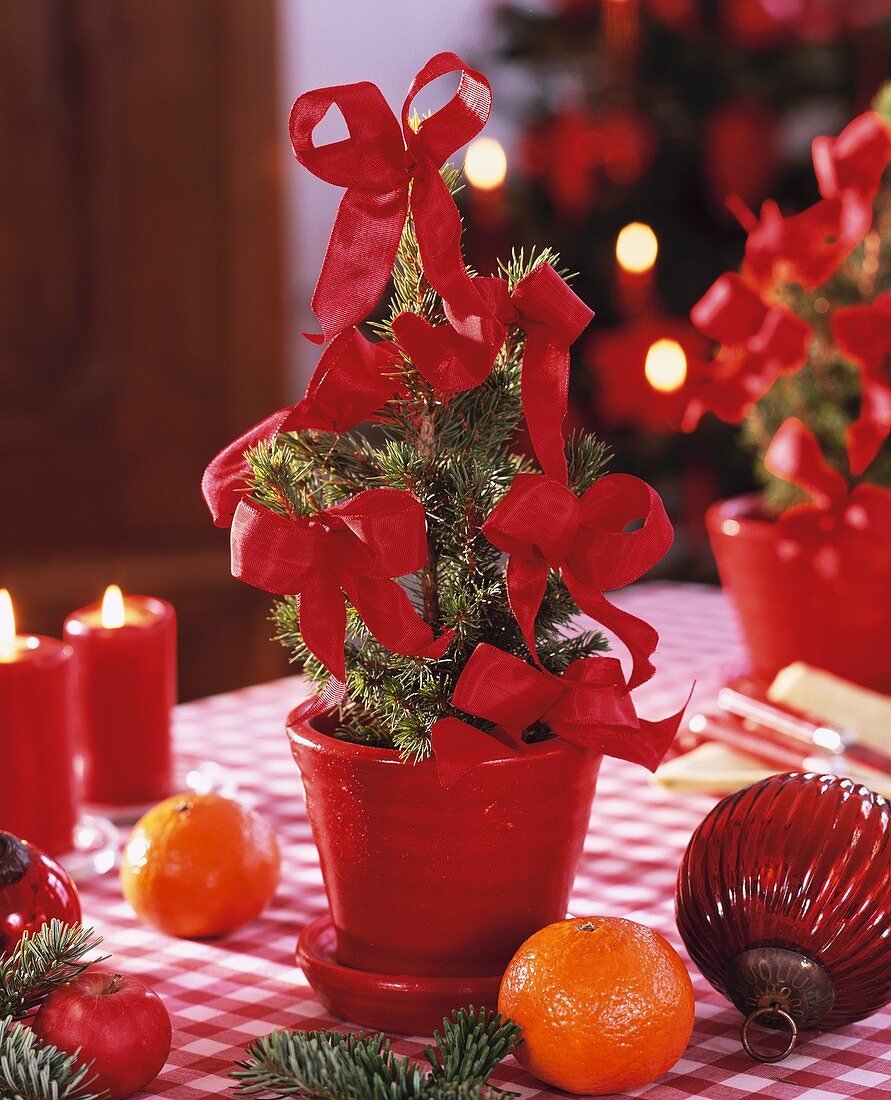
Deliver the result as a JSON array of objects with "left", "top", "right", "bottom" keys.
[
  {"left": 64, "top": 586, "right": 176, "bottom": 807},
  {"left": 0, "top": 589, "right": 78, "bottom": 855}
]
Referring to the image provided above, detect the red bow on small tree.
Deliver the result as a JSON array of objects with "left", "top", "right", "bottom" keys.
[
  {"left": 229, "top": 491, "right": 453, "bottom": 683},
  {"left": 482, "top": 472, "right": 673, "bottom": 690},
  {"left": 812, "top": 110, "right": 891, "bottom": 245},
  {"left": 430, "top": 643, "right": 685, "bottom": 787},
  {"left": 832, "top": 292, "right": 891, "bottom": 476},
  {"left": 290, "top": 52, "right": 497, "bottom": 344},
  {"left": 764, "top": 418, "right": 891, "bottom": 577},
  {"left": 202, "top": 329, "right": 401, "bottom": 527},
  {"left": 684, "top": 273, "right": 810, "bottom": 428},
  {"left": 393, "top": 263, "right": 594, "bottom": 482}
]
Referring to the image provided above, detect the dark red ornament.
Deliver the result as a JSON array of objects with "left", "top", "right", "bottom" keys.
[
  {"left": 677, "top": 773, "right": 891, "bottom": 1062},
  {"left": 703, "top": 99, "right": 778, "bottom": 215},
  {"left": 0, "top": 832, "right": 81, "bottom": 954}
]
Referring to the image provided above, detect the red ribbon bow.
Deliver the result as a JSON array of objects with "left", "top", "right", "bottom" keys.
[
  {"left": 290, "top": 53, "right": 494, "bottom": 343},
  {"left": 202, "top": 329, "right": 400, "bottom": 527},
  {"left": 430, "top": 643, "right": 685, "bottom": 787},
  {"left": 764, "top": 418, "right": 891, "bottom": 577},
  {"left": 482, "top": 473, "right": 673, "bottom": 690},
  {"left": 813, "top": 110, "right": 891, "bottom": 245},
  {"left": 832, "top": 292, "right": 891, "bottom": 477},
  {"left": 684, "top": 273, "right": 810, "bottom": 429},
  {"left": 393, "top": 264, "right": 593, "bottom": 482},
  {"left": 229, "top": 490, "right": 453, "bottom": 682}
]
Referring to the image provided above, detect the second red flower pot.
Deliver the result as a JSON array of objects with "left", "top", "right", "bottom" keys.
[
  {"left": 707, "top": 495, "right": 891, "bottom": 692},
  {"left": 289, "top": 715, "right": 600, "bottom": 1030}
]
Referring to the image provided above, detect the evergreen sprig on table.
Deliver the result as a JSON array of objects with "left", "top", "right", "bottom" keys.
[
  {"left": 251, "top": 190, "right": 609, "bottom": 758},
  {"left": 0, "top": 1018, "right": 102, "bottom": 1100},
  {"left": 0, "top": 919, "right": 105, "bottom": 1019},
  {"left": 0, "top": 921, "right": 106, "bottom": 1100},
  {"left": 231, "top": 1007, "right": 521, "bottom": 1100}
]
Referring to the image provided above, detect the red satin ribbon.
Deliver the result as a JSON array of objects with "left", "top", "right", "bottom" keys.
[
  {"left": 483, "top": 473, "right": 673, "bottom": 690},
  {"left": 393, "top": 264, "right": 593, "bottom": 483},
  {"left": 764, "top": 418, "right": 891, "bottom": 568},
  {"left": 685, "top": 273, "right": 811, "bottom": 429},
  {"left": 290, "top": 52, "right": 494, "bottom": 343},
  {"left": 813, "top": 111, "right": 891, "bottom": 244},
  {"left": 202, "top": 329, "right": 400, "bottom": 527},
  {"left": 832, "top": 293, "right": 891, "bottom": 477},
  {"left": 430, "top": 642, "right": 685, "bottom": 786},
  {"left": 230, "top": 491, "right": 453, "bottom": 681}
]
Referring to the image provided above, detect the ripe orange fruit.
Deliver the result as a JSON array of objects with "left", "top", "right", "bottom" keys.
[
  {"left": 120, "top": 793, "right": 280, "bottom": 939},
  {"left": 498, "top": 916, "right": 695, "bottom": 1095}
]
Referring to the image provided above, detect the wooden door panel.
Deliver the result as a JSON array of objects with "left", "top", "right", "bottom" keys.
[{"left": 0, "top": 0, "right": 291, "bottom": 698}]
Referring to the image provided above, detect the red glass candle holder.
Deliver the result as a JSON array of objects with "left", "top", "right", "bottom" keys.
[{"left": 64, "top": 595, "right": 176, "bottom": 807}]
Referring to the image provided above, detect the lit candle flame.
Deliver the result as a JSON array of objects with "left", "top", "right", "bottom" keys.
[
  {"left": 0, "top": 589, "right": 15, "bottom": 659},
  {"left": 645, "top": 339, "right": 687, "bottom": 394},
  {"left": 101, "top": 584, "right": 126, "bottom": 629},
  {"left": 616, "top": 222, "right": 658, "bottom": 275},
  {"left": 463, "top": 137, "right": 507, "bottom": 191}
]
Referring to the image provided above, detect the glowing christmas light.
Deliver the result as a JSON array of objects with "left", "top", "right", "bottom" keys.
[
  {"left": 616, "top": 222, "right": 658, "bottom": 274},
  {"left": 644, "top": 339, "right": 687, "bottom": 393},
  {"left": 464, "top": 138, "right": 507, "bottom": 191}
]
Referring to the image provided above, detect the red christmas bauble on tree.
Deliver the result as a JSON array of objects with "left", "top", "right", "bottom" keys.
[
  {"left": 0, "top": 832, "right": 81, "bottom": 953},
  {"left": 704, "top": 99, "right": 779, "bottom": 215}
]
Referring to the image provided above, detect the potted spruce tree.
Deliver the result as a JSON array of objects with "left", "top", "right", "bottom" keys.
[
  {"left": 203, "top": 54, "right": 683, "bottom": 1032},
  {"left": 684, "top": 93, "right": 891, "bottom": 693}
]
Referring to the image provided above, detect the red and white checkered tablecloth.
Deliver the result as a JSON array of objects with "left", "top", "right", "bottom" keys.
[{"left": 77, "top": 582, "right": 891, "bottom": 1100}]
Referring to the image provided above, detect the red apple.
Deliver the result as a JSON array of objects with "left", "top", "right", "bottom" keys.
[{"left": 32, "top": 969, "right": 172, "bottom": 1099}]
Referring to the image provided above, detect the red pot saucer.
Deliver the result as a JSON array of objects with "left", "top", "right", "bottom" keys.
[{"left": 296, "top": 914, "right": 503, "bottom": 1035}]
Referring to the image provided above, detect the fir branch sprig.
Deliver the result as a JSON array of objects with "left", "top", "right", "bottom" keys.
[
  {"left": 0, "top": 1018, "right": 103, "bottom": 1100},
  {"left": 0, "top": 921, "right": 106, "bottom": 1020},
  {"left": 231, "top": 1007, "right": 521, "bottom": 1100},
  {"left": 424, "top": 1007, "right": 522, "bottom": 1088}
]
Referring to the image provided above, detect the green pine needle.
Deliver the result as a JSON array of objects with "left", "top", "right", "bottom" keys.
[
  {"left": 0, "top": 1018, "right": 103, "bottom": 1100},
  {"left": 231, "top": 1007, "right": 521, "bottom": 1100},
  {"left": 0, "top": 921, "right": 106, "bottom": 1020}
]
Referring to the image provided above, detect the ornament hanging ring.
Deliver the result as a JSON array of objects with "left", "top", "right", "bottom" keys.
[{"left": 740, "top": 1003, "right": 798, "bottom": 1063}]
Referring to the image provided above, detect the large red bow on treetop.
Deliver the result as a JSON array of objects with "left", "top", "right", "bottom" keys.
[
  {"left": 430, "top": 643, "right": 685, "bottom": 787},
  {"left": 229, "top": 490, "right": 453, "bottom": 683},
  {"left": 202, "top": 329, "right": 401, "bottom": 527},
  {"left": 832, "top": 292, "right": 891, "bottom": 477},
  {"left": 734, "top": 111, "right": 891, "bottom": 291},
  {"left": 393, "top": 264, "right": 593, "bottom": 482},
  {"left": 765, "top": 418, "right": 891, "bottom": 578},
  {"left": 812, "top": 110, "right": 891, "bottom": 245},
  {"left": 482, "top": 473, "right": 673, "bottom": 690},
  {"left": 290, "top": 53, "right": 496, "bottom": 343}
]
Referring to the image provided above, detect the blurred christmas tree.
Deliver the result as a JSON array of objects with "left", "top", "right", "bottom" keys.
[{"left": 460, "top": 0, "right": 891, "bottom": 576}]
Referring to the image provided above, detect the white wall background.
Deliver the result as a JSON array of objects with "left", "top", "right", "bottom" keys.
[{"left": 276, "top": 0, "right": 519, "bottom": 394}]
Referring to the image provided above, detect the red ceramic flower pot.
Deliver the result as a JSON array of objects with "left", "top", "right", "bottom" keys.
[
  {"left": 289, "top": 715, "right": 600, "bottom": 998},
  {"left": 707, "top": 495, "right": 891, "bottom": 692}
]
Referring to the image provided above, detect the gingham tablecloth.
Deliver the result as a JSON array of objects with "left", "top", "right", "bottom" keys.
[{"left": 78, "top": 582, "right": 891, "bottom": 1100}]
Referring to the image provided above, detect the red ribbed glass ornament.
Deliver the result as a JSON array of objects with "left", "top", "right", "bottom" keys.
[{"left": 676, "top": 773, "right": 891, "bottom": 1061}]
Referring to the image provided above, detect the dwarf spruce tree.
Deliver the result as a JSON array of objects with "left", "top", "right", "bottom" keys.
[{"left": 246, "top": 189, "right": 609, "bottom": 759}]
